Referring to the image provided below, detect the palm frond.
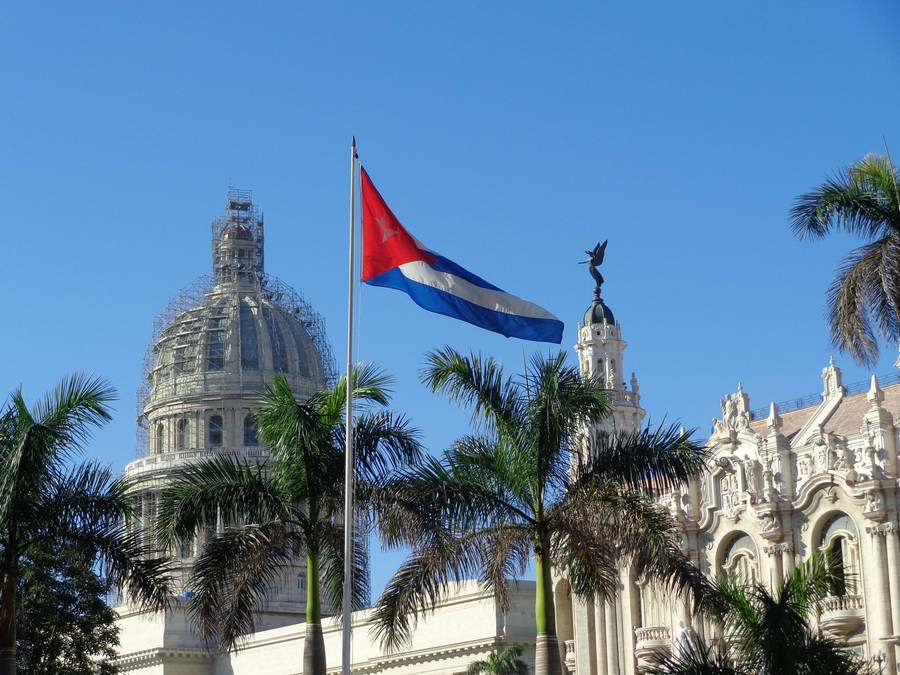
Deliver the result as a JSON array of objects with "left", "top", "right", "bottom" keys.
[
  {"left": 155, "top": 455, "right": 291, "bottom": 544},
  {"left": 694, "top": 553, "right": 874, "bottom": 675},
  {"left": 319, "top": 363, "right": 394, "bottom": 418},
  {"left": 467, "top": 645, "right": 528, "bottom": 675},
  {"left": 790, "top": 155, "right": 900, "bottom": 240},
  {"left": 370, "top": 527, "right": 496, "bottom": 650},
  {"left": 477, "top": 526, "right": 532, "bottom": 612},
  {"left": 187, "top": 521, "right": 301, "bottom": 650},
  {"left": 319, "top": 519, "right": 371, "bottom": 614},
  {"left": 257, "top": 375, "right": 327, "bottom": 480},
  {"left": 340, "top": 410, "right": 423, "bottom": 484},
  {"left": 421, "top": 347, "right": 523, "bottom": 434},
  {"left": 825, "top": 238, "right": 896, "bottom": 365},
  {"left": 19, "top": 459, "right": 174, "bottom": 612},
  {"left": 32, "top": 461, "right": 128, "bottom": 542},
  {"left": 446, "top": 435, "right": 533, "bottom": 513},
  {"left": 524, "top": 351, "right": 609, "bottom": 496},
  {"left": 375, "top": 453, "right": 531, "bottom": 550},
  {"left": 645, "top": 632, "right": 743, "bottom": 675},
  {"left": 800, "top": 635, "right": 874, "bottom": 674},
  {"left": 75, "top": 523, "right": 174, "bottom": 612},
  {"left": 0, "top": 375, "right": 116, "bottom": 530},
  {"left": 552, "top": 480, "right": 713, "bottom": 608},
  {"left": 573, "top": 424, "right": 707, "bottom": 496}
]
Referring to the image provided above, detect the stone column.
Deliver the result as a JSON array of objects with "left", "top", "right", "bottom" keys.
[
  {"left": 765, "top": 544, "right": 784, "bottom": 588},
  {"left": 883, "top": 522, "right": 900, "bottom": 641},
  {"left": 781, "top": 542, "right": 794, "bottom": 576},
  {"left": 867, "top": 524, "right": 896, "bottom": 671},
  {"left": 605, "top": 597, "right": 620, "bottom": 675},
  {"left": 594, "top": 597, "right": 607, "bottom": 675},
  {"left": 573, "top": 596, "right": 595, "bottom": 675},
  {"left": 678, "top": 595, "right": 692, "bottom": 632}
]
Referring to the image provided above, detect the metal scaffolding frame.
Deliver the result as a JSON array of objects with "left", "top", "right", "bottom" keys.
[{"left": 135, "top": 189, "right": 337, "bottom": 458}]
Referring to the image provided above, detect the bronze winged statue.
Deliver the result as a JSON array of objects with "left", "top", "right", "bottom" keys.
[{"left": 580, "top": 240, "right": 608, "bottom": 295}]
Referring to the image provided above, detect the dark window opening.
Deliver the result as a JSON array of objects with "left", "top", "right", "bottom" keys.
[{"left": 209, "top": 415, "right": 223, "bottom": 446}]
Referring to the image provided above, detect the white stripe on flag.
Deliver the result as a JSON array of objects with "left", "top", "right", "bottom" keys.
[{"left": 396, "top": 260, "right": 559, "bottom": 321}]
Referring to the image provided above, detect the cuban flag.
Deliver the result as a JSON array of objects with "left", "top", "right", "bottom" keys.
[{"left": 360, "top": 167, "right": 564, "bottom": 344}]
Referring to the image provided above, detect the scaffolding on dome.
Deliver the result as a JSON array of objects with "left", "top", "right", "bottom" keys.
[
  {"left": 134, "top": 189, "right": 337, "bottom": 458},
  {"left": 212, "top": 186, "right": 265, "bottom": 280}
]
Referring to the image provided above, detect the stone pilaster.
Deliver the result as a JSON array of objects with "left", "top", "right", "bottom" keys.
[
  {"left": 763, "top": 543, "right": 785, "bottom": 588},
  {"left": 866, "top": 523, "right": 896, "bottom": 671},
  {"left": 883, "top": 521, "right": 900, "bottom": 643},
  {"left": 594, "top": 597, "right": 607, "bottom": 675},
  {"left": 604, "top": 598, "right": 620, "bottom": 675}
]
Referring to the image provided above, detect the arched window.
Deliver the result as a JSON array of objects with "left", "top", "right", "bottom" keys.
[
  {"left": 638, "top": 580, "right": 669, "bottom": 628},
  {"left": 722, "top": 533, "right": 758, "bottom": 583},
  {"left": 820, "top": 513, "right": 860, "bottom": 594},
  {"left": 177, "top": 419, "right": 190, "bottom": 451},
  {"left": 244, "top": 415, "right": 259, "bottom": 446},
  {"left": 208, "top": 415, "right": 223, "bottom": 446},
  {"left": 155, "top": 423, "right": 165, "bottom": 455}
]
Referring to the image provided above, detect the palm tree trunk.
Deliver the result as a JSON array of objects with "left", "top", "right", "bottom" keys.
[
  {"left": 303, "top": 550, "right": 326, "bottom": 675},
  {"left": 0, "top": 570, "right": 16, "bottom": 675},
  {"left": 304, "top": 621, "right": 326, "bottom": 675},
  {"left": 534, "top": 545, "right": 562, "bottom": 675}
]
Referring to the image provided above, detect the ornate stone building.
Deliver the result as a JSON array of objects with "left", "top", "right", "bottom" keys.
[{"left": 561, "top": 279, "right": 900, "bottom": 674}]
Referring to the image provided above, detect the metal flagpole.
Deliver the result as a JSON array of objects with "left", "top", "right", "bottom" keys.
[{"left": 342, "top": 137, "right": 358, "bottom": 675}]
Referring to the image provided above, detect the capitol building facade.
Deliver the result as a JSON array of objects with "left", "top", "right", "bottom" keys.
[{"left": 114, "top": 190, "right": 900, "bottom": 674}]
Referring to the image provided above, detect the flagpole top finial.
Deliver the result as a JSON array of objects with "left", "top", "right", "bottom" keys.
[{"left": 352, "top": 136, "right": 356, "bottom": 147}]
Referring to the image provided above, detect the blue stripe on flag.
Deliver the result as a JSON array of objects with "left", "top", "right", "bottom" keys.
[{"left": 366, "top": 266, "right": 564, "bottom": 344}]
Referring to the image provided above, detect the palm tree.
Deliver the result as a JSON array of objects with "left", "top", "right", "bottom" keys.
[
  {"left": 647, "top": 553, "right": 872, "bottom": 675},
  {"left": 790, "top": 152, "right": 900, "bottom": 365},
  {"left": 373, "top": 348, "right": 709, "bottom": 675},
  {"left": 155, "top": 366, "right": 422, "bottom": 675},
  {"left": 0, "top": 374, "right": 172, "bottom": 675},
  {"left": 467, "top": 645, "right": 529, "bottom": 675}
]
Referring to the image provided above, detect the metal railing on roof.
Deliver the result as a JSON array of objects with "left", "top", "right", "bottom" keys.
[{"left": 748, "top": 370, "right": 900, "bottom": 420}]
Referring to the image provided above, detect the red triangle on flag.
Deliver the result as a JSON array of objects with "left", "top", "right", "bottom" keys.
[{"left": 361, "top": 168, "right": 436, "bottom": 281}]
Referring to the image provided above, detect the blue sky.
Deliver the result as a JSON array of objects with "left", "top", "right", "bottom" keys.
[{"left": 2, "top": 2, "right": 899, "bottom": 598}]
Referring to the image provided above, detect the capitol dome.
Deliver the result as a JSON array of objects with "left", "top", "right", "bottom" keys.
[
  {"left": 142, "top": 275, "right": 331, "bottom": 415},
  {"left": 129, "top": 187, "right": 334, "bottom": 470},
  {"left": 137, "top": 189, "right": 334, "bottom": 423}
]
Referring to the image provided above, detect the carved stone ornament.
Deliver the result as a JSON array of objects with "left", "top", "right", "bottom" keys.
[
  {"left": 865, "top": 489, "right": 884, "bottom": 514},
  {"left": 760, "top": 512, "right": 779, "bottom": 533},
  {"left": 713, "top": 384, "right": 752, "bottom": 437},
  {"left": 822, "top": 356, "right": 844, "bottom": 399}
]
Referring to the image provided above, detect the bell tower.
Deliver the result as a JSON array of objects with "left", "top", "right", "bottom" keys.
[{"left": 573, "top": 241, "right": 645, "bottom": 437}]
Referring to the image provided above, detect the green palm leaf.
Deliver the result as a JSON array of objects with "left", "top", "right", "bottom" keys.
[
  {"left": 791, "top": 152, "right": 900, "bottom": 365},
  {"left": 0, "top": 374, "right": 170, "bottom": 675},
  {"left": 654, "top": 553, "right": 874, "bottom": 675}
]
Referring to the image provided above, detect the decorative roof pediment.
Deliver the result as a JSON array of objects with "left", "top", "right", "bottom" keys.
[{"left": 711, "top": 383, "right": 760, "bottom": 448}]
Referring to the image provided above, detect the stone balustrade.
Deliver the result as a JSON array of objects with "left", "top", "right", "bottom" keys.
[
  {"left": 634, "top": 625, "right": 672, "bottom": 670},
  {"left": 125, "top": 446, "right": 270, "bottom": 478},
  {"left": 820, "top": 594, "right": 865, "bottom": 636},
  {"left": 563, "top": 639, "right": 576, "bottom": 674}
]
